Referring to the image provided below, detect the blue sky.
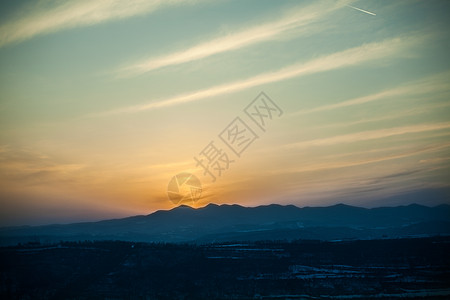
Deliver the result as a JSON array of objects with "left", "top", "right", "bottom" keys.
[{"left": 0, "top": 0, "right": 449, "bottom": 226}]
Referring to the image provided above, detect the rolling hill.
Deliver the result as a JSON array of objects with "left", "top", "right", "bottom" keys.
[{"left": 1, "top": 203, "right": 449, "bottom": 245}]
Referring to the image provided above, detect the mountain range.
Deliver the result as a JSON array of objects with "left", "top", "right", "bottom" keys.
[{"left": 1, "top": 203, "right": 449, "bottom": 246}]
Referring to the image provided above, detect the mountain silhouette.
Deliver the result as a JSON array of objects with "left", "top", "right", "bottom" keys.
[{"left": 1, "top": 203, "right": 449, "bottom": 245}]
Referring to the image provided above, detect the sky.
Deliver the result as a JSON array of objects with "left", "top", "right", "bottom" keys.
[{"left": 0, "top": 0, "right": 449, "bottom": 226}]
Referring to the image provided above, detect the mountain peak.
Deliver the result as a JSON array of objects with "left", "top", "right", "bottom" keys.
[
  {"left": 406, "top": 203, "right": 426, "bottom": 208},
  {"left": 2, "top": 202, "right": 450, "bottom": 246},
  {"left": 329, "top": 203, "right": 355, "bottom": 209},
  {"left": 174, "top": 204, "right": 194, "bottom": 210}
]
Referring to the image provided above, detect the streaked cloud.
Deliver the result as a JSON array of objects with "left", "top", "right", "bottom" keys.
[
  {"left": 95, "top": 35, "right": 420, "bottom": 116},
  {"left": 145, "top": 160, "right": 192, "bottom": 170},
  {"left": 271, "top": 142, "right": 450, "bottom": 176},
  {"left": 227, "top": 141, "right": 450, "bottom": 208},
  {"left": 1, "top": 0, "right": 449, "bottom": 223},
  {"left": 291, "top": 71, "right": 450, "bottom": 116},
  {"left": 0, "top": 0, "right": 196, "bottom": 48},
  {"left": 283, "top": 122, "right": 450, "bottom": 150},
  {"left": 0, "top": 146, "right": 85, "bottom": 185},
  {"left": 117, "top": 0, "right": 351, "bottom": 77}
]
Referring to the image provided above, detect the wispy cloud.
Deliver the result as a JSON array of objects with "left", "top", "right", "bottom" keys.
[
  {"left": 314, "top": 92, "right": 450, "bottom": 129},
  {"left": 94, "top": 35, "right": 419, "bottom": 116},
  {"left": 117, "top": 0, "right": 351, "bottom": 77},
  {"left": 283, "top": 122, "right": 450, "bottom": 150},
  {"left": 0, "top": 0, "right": 196, "bottom": 48},
  {"left": 291, "top": 71, "right": 450, "bottom": 116},
  {"left": 269, "top": 142, "right": 450, "bottom": 176},
  {"left": 0, "top": 146, "right": 85, "bottom": 185},
  {"left": 145, "top": 160, "right": 192, "bottom": 170},
  {"left": 236, "top": 142, "right": 450, "bottom": 207}
]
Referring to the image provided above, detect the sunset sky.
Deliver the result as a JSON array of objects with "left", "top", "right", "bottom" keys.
[{"left": 0, "top": 0, "right": 449, "bottom": 226}]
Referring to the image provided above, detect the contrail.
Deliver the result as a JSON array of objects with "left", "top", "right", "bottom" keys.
[{"left": 346, "top": 5, "right": 376, "bottom": 16}]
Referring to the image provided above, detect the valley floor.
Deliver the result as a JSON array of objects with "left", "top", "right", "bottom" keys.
[{"left": 1, "top": 237, "right": 449, "bottom": 299}]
